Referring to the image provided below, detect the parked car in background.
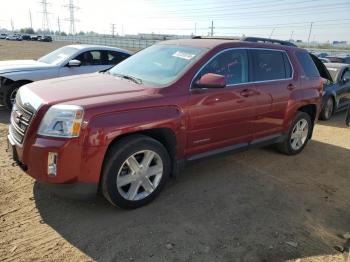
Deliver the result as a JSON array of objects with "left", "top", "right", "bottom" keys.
[
  {"left": 319, "top": 57, "right": 331, "bottom": 63},
  {"left": 6, "top": 34, "right": 22, "bottom": 41},
  {"left": 0, "top": 33, "right": 8, "bottom": 39},
  {"left": 326, "top": 55, "right": 350, "bottom": 64},
  {"left": 319, "top": 63, "right": 350, "bottom": 120},
  {"left": 30, "top": 35, "right": 39, "bottom": 41},
  {"left": 21, "top": 35, "right": 31, "bottom": 41},
  {"left": 0, "top": 44, "right": 133, "bottom": 109},
  {"left": 38, "top": 35, "right": 52, "bottom": 42},
  {"left": 7, "top": 37, "right": 328, "bottom": 208}
]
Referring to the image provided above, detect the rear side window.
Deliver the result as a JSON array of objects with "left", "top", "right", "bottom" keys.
[
  {"left": 250, "top": 50, "right": 291, "bottom": 81},
  {"left": 104, "top": 51, "right": 130, "bottom": 65},
  {"left": 296, "top": 52, "right": 320, "bottom": 77}
]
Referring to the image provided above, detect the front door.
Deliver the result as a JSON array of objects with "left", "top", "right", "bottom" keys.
[{"left": 186, "top": 49, "right": 256, "bottom": 156}]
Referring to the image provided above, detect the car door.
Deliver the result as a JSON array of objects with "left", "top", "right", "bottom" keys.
[
  {"left": 337, "top": 67, "right": 350, "bottom": 108},
  {"left": 58, "top": 50, "right": 106, "bottom": 77},
  {"left": 186, "top": 49, "right": 256, "bottom": 156},
  {"left": 249, "top": 49, "right": 296, "bottom": 138}
]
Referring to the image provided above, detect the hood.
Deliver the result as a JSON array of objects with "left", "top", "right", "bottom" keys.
[
  {"left": 0, "top": 60, "right": 54, "bottom": 74},
  {"left": 23, "top": 73, "right": 156, "bottom": 107}
]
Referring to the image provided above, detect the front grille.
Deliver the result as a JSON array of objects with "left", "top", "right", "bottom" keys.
[{"left": 9, "top": 101, "right": 35, "bottom": 144}]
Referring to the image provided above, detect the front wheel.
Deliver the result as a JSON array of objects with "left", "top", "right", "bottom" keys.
[
  {"left": 277, "top": 111, "right": 312, "bottom": 155},
  {"left": 3, "top": 82, "right": 23, "bottom": 110},
  {"left": 101, "top": 135, "right": 171, "bottom": 209}
]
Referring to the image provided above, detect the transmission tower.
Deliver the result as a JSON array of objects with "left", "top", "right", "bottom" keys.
[
  {"left": 39, "top": 0, "right": 50, "bottom": 33},
  {"left": 64, "top": 0, "right": 80, "bottom": 35}
]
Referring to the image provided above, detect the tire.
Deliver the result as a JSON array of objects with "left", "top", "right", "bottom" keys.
[
  {"left": 320, "top": 96, "right": 334, "bottom": 121},
  {"left": 101, "top": 135, "right": 171, "bottom": 209},
  {"left": 3, "top": 82, "right": 24, "bottom": 110},
  {"left": 277, "top": 111, "right": 312, "bottom": 155}
]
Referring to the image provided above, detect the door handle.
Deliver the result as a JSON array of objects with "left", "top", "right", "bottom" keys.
[
  {"left": 287, "top": 84, "right": 296, "bottom": 91},
  {"left": 240, "top": 89, "right": 255, "bottom": 97}
]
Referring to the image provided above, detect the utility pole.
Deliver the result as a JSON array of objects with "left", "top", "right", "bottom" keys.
[
  {"left": 194, "top": 22, "right": 197, "bottom": 36},
  {"left": 11, "top": 18, "right": 14, "bottom": 32},
  {"left": 269, "top": 27, "right": 275, "bottom": 39},
  {"left": 64, "top": 0, "right": 79, "bottom": 35},
  {"left": 39, "top": 0, "right": 51, "bottom": 33},
  {"left": 209, "top": 20, "right": 214, "bottom": 36},
  {"left": 290, "top": 30, "right": 294, "bottom": 40},
  {"left": 57, "top": 16, "right": 61, "bottom": 33},
  {"left": 307, "top": 22, "right": 313, "bottom": 47},
  {"left": 29, "top": 9, "right": 33, "bottom": 29},
  {"left": 111, "top": 23, "right": 116, "bottom": 37},
  {"left": 121, "top": 24, "right": 124, "bottom": 36}
]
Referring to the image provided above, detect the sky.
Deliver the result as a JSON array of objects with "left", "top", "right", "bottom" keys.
[{"left": 0, "top": 0, "right": 349, "bottom": 42}]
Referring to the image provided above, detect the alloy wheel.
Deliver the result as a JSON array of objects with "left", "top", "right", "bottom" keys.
[
  {"left": 290, "top": 119, "right": 309, "bottom": 151},
  {"left": 116, "top": 150, "right": 163, "bottom": 201},
  {"left": 10, "top": 88, "right": 18, "bottom": 106},
  {"left": 324, "top": 98, "right": 334, "bottom": 120}
]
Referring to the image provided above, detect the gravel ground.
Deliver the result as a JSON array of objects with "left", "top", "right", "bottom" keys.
[{"left": 0, "top": 41, "right": 349, "bottom": 262}]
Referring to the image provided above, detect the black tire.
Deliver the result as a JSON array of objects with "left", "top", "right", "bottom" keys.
[
  {"left": 277, "top": 111, "right": 312, "bottom": 155},
  {"left": 101, "top": 135, "right": 171, "bottom": 209},
  {"left": 320, "top": 96, "right": 334, "bottom": 121},
  {"left": 3, "top": 82, "right": 24, "bottom": 110}
]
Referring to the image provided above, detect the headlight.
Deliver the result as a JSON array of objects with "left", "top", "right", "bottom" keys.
[{"left": 38, "top": 105, "right": 84, "bottom": 138}]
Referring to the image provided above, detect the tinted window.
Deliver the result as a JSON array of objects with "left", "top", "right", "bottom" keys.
[
  {"left": 341, "top": 68, "right": 350, "bottom": 81},
  {"left": 75, "top": 50, "right": 103, "bottom": 66},
  {"left": 104, "top": 51, "right": 130, "bottom": 65},
  {"left": 251, "top": 50, "right": 289, "bottom": 81},
  {"left": 194, "top": 49, "right": 248, "bottom": 86},
  {"left": 296, "top": 52, "right": 320, "bottom": 77}
]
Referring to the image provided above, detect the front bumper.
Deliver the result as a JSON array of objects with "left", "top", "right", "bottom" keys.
[{"left": 7, "top": 133, "right": 106, "bottom": 199}]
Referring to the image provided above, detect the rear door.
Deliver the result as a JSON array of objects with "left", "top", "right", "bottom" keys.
[
  {"left": 249, "top": 49, "right": 296, "bottom": 138},
  {"left": 338, "top": 67, "right": 350, "bottom": 107}
]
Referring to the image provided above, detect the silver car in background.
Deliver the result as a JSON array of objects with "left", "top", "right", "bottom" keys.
[{"left": 0, "top": 44, "right": 133, "bottom": 109}]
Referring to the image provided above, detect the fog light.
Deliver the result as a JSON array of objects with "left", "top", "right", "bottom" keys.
[{"left": 48, "top": 152, "right": 58, "bottom": 177}]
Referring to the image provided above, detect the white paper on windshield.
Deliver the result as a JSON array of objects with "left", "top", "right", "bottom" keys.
[
  {"left": 172, "top": 51, "right": 196, "bottom": 60},
  {"left": 327, "top": 68, "right": 337, "bottom": 71}
]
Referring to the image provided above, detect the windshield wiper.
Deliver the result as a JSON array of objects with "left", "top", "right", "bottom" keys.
[{"left": 113, "top": 73, "right": 143, "bottom": 84}]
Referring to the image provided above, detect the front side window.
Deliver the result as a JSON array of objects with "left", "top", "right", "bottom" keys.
[
  {"left": 75, "top": 50, "right": 103, "bottom": 66},
  {"left": 193, "top": 49, "right": 249, "bottom": 87},
  {"left": 109, "top": 44, "right": 206, "bottom": 86},
  {"left": 341, "top": 68, "right": 350, "bottom": 82},
  {"left": 251, "top": 50, "right": 291, "bottom": 81},
  {"left": 105, "top": 51, "right": 130, "bottom": 65}
]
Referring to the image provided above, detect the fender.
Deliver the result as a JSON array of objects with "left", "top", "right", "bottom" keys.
[
  {"left": 283, "top": 88, "right": 321, "bottom": 130},
  {"left": 78, "top": 106, "right": 186, "bottom": 183}
]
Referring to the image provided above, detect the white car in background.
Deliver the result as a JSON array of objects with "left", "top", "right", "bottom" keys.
[{"left": 0, "top": 44, "right": 133, "bottom": 109}]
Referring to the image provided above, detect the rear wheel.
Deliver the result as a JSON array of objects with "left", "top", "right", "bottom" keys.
[
  {"left": 320, "top": 97, "right": 334, "bottom": 121},
  {"left": 101, "top": 135, "right": 171, "bottom": 209},
  {"left": 277, "top": 111, "right": 312, "bottom": 155}
]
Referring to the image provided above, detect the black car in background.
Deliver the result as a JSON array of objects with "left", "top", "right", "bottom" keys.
[
  {"left": 38, "top": 35, "right": 52, "bottom": 42},
  {"left": 320, "top": 63, "right": 350, "bottom": 120},
  {"left": 326, "top": 55, "right": 350, "bottom": 65}
]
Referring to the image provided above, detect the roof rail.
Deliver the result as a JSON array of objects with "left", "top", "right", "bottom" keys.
[
  {"left": 241, "top": 37, "right": 297, "bottom": 47},
  {"left": 192, "top": 36, "right": 297, "bottom": 47}
]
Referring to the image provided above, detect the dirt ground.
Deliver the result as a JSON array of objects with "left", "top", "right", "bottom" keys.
[{"left": 0, "top": 40, "right": 349, "bottom": 262}]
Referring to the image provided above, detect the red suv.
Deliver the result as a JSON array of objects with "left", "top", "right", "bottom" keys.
[{"left": 7, "top": 38, "right": 326, "bottom": 208}]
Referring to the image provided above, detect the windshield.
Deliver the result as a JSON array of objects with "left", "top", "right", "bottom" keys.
[
  {"left": 38, "top": 46, "right": 78, "bottom": 65},
  {"left": 326, "top": 66, "right": 340, "bottom": 81},
  {"left": 109, "top": 44, "right": 206, "bottom": 86}
]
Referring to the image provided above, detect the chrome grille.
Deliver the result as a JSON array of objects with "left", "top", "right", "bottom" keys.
[{"left": 9, "top": 101, "right": 35, "bottom": 144}]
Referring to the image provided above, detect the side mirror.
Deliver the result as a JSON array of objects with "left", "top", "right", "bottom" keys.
[
  {"left": 195, "top": 73, "right": 226, "bottom": 89},
  {"left": 68, "top": 59, "right": 81, "bottom": 67}
]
